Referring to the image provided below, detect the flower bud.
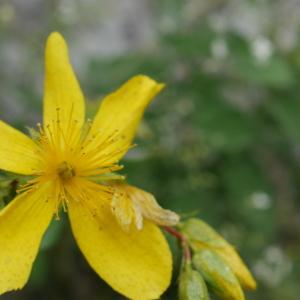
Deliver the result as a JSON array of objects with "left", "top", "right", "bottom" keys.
[
  {"left": 179, "top": 261, "right": 210, "bottom": 300},
  {"left": 181, "top": 218, "right": 256, "bottom": 289},
  {"left": 193, "top": 249, "right": 245, "bottom": 300}
]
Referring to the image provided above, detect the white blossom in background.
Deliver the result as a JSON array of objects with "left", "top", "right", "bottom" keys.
[
  {"left": 251, "top": 36, "right": 273, "bottom": 64},
  {"left": 250, "top": 192, "right": 272, "bottom": 210},
  {"left": 253, "top": 245, "right": 293, "bottom": 287}
]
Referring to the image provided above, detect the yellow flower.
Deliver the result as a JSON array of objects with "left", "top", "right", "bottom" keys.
[{"left": 0, "top": 32, "right": 179, "bottom": 299}]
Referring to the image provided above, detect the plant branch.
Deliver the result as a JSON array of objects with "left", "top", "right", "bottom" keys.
[{"left": 163, "top": 226, "right": 191, "bottom": 262}]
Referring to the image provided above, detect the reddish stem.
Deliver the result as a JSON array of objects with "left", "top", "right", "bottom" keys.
[{"left": 163, "top": 226, "right": 191, "bottom": 262}]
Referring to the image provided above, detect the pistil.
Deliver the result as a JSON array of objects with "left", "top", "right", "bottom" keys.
[{"left": 57, "top": 161, "right": 76, "bottom": 181}]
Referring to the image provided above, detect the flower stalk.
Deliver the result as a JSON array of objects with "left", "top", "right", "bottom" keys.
[{"left": 163, "top": 225, "right": 191, "bottom": 262}]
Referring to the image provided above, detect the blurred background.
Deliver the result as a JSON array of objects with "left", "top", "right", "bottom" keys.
[{"left": 0, "top": 0, "right": 299, "bottom": 299}]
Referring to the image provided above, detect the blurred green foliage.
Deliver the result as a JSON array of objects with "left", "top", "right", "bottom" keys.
[{"left": 0, "top": 0, "right": 299, "bottom": 299}]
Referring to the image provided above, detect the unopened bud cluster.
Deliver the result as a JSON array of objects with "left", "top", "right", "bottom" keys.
[{"left": 177, "top": 218, "right": 256, "bottom": 300}]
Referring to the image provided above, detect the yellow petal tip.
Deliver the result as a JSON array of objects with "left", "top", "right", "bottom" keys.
[
  {"left": 132, "top": 74, "right": 165, "bottom": 92},
  {"left": 45, "top": 32, "right": 68, "bottom": 62},
  {"left": 47, "top": 31, "right": 65, "bottom": 46},
  {"left": 244, "top": 275, "right": 257, "bottom": 290}
]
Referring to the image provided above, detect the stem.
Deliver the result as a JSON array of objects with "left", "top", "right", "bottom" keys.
[{"left": 163, "top": 226, "right": 191, "bottom": 262}]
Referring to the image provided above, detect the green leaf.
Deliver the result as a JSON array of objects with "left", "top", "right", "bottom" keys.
[
  {"left": 233, "top": 56, "right": 294, "bottom": 88},
  {"left": 163, "top": 28, "right": 215, "bottom": 58},
  {"left": 227, "top": 34, "right": 294, "bottom": 88},
  {"left": 194, "top": 97, "right": 256, "bottom": 152},
  {"left": 268, "top": 96, "right": 300, "bottom": 142}
]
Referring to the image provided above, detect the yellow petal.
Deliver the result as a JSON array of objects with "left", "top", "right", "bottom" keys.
[
  {"left": 43, "top": 32, "right": 85, "bottom": 142},
  {"left": 87, "top": 75, "right": 164, "bottom": 164},
  {"left": 111, "top": 187, "right": 138, "bottom": 232},
  {"left": 0, "top": 121, "right": 41, "bottom": 175},
  {"left": 112, "top": 184, "right": 179, "bottom": 230},
  {"left": 0, "top": 183, "right": 55, "bottom": 294},
  {"left": 68, "top": 194, "right": 172, "bottom": 299},
  {"left": 126, "top": 185, "right": 180, "bottom": 227}
]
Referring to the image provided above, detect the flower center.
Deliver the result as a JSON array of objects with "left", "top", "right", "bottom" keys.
[{"left": 57, "top": 161, "right": 76, "bottom": 181}]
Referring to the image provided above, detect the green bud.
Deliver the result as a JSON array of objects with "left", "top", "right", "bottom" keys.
[
  {"left": 193, "top": 249, "right": 245, "bottom": 300},
  {"left": 181, "top": 218, "right": 256, "bottom": 290},
  {"left": 179, "top": 262, "right": 210, "bottom": 300}
]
